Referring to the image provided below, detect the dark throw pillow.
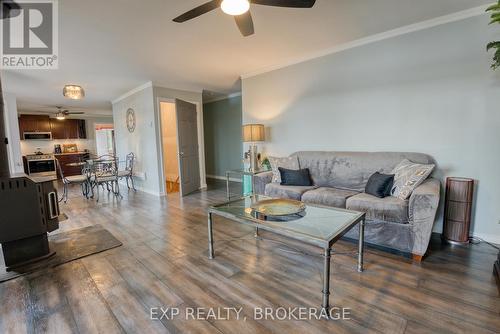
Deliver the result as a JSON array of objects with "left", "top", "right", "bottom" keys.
[
  {"left": 365, "top": 172, "right": 394, "bottom": 198},
  {"left": 278, "top": 167, "right": 313, "bottom": 187}
]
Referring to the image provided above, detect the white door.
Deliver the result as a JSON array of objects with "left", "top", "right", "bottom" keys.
[
  {"left": 175, "top": 99, "right": 200, "bottom": 196},
  {"left": 95, "top": 128, "right": 115, "bottom": 156}
]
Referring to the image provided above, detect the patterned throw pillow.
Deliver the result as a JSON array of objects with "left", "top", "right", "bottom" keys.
[
  {"left": 268, "top": 156, "right": 299, "bottom": 183},
  {"left": 391, "top": 159, "right": 435, "bottom": 200}
]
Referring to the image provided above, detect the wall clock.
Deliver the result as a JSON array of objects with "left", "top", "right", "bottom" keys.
[{"left": 126, "top": 108, "right": 136, "bottom": 133}]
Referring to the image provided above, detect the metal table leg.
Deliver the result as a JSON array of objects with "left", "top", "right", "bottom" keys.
[
  {"left": 251, "top": 173, "right": 259, "bottom": 238},
  {"left": 208, "top": 212, "right": 214, "bottom": 259},
  {"left": 251, "top": 174, "right": 255, "bottom": 196},
  {"left": 226, "top": 172, "right": 230, "bottom": 200},
  {"left": 358, "top": 219, "right": 365, "bottom": 272},
  {"left": 321, "top": 247, "right": 331, "bottom": 312}
]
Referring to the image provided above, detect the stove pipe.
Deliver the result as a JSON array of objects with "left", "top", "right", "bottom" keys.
[{"left": 0, "top": 77, "right": 11, "bottom": 178}]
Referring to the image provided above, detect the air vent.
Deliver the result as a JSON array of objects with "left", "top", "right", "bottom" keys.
[{"left": 0, "top": 179, "right": 28, "bottom": 191}]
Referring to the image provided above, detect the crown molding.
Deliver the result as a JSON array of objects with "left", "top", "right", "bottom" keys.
[
  {"left": 240, "top": 4, "right": 490, "bottom": 79},
  {"left": 227, "top": 91, "right": 242, "bottom": 99},
  {"left": 204, "top": 91, "right": 242, "bottom": 103},
  {"left": 111, "top": 81, "right": 153, "bottom": 105}
]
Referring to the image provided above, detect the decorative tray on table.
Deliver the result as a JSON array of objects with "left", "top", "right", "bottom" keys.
[{"left": 250, "top": 199, "right": 306, "bottom": 221}]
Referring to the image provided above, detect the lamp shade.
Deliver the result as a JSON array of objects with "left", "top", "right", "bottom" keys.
[{"left": 242, "top": 124, "right": 265, "bottom": 142}]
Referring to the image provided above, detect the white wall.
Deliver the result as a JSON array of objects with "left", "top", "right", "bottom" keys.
[
  {"left": 112, "top": 85, "right": 159, "bottom": 195},
  {"left": 160, "top": 102, "right": 179, "bottom": 182},
  {"left": 112, "top": 83, "right": 205, "bottom": 196},
  {"left": 242, "top": 15, "right": 500, "bottom": 243},
  {"left": 2, "top": 92, "right": 23, "bottom": 174}
]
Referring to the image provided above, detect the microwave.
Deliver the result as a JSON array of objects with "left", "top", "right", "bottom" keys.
[{"left": 23, "top": 132, "right": 52, "bottom": 140}]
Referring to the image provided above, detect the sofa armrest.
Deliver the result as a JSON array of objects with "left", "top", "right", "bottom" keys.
[
  {"left": 254, "top": 171, "right": 273, "bottom": 195},
  {"left": 409, "top": 178, "right": 441, "bottom": 256}
]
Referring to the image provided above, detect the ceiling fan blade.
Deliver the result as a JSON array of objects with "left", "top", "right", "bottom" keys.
[
  {"left": 2, "top": 1, "right": 21, "bottom": 19},
  {"left": 234, "top": 11, "right": 254, "bottom": 37},
  {"left": 251, "top": 0, "right": 315, "bottom": 8},
  {"left": 173, "top": 0, "right": 221, "bottom": 23},
  {"left": 67, "top": 112, "right": 85, "bottom": 114}
]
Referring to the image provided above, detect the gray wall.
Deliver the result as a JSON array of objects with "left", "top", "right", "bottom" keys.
[
  {"left": 242, "top": 14, "right": 500, "bottom": 243},
  {"left": 203, "top": 96, "right": 243, "bottom": 178}
]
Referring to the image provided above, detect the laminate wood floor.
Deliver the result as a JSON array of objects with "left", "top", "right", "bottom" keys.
[{"left": 0, "top": 180, "right": 498, "bottom": 334}]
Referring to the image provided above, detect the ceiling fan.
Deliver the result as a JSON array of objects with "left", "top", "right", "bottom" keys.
[
  {"left": 53, "top": 106, "right": 85, "bottom": 120},
  {"left": 173, "top": 0, "right": 316, "bottom": 37},
  {"left": 1, "top": 1, "right": 21, "bottom": 19}
]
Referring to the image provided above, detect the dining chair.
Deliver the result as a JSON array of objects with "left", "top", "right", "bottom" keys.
[
  {"left": 90, "top": 155, "right": 122, "bottom": 202},
  {"left": 118, "top": 152, "right": 136, "bottom": 191},
  {"left": 55, "top": 158, "right": 90, "bottom": 203}
]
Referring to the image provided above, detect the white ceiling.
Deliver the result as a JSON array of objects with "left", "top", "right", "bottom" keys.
[{"left": 2, "top": 0, "right": 491, "bottom": 116}]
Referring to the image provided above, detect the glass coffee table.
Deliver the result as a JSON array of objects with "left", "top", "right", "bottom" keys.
[{"left": 207, "top": 195, "right": 366, "bottom": 312}]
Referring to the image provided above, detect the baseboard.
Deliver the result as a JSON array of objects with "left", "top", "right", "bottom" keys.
[
  {"left": 438, "top": 231, "right": 500, "bottom": 246},
  {"left": 117, "top": 180, "right": 162, "bottom": 197},
  {"left": 471, "top": 233, "right": 500, "bottom": 246},
  {"left": 494, "top": 253, "right": 500, "bottom": 292},
  {"left": 206, "top": 174, "right": 242, "bottom": 183}
]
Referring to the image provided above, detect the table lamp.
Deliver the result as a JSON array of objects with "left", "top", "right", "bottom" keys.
[{"left": 242, "top": 124, "right": 265, "bottom": 172}]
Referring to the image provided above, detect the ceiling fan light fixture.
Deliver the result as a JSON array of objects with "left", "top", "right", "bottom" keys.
[
  {"left": 55, "top": 112, "right": 65, "bottom": 120},
  {"left": 63, "top": 85, "right": 85, "bottom": 100},
  {"left": 221, "top": 0, "right": 250, "bottom": 16}
]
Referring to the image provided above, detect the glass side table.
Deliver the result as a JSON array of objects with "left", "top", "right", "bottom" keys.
[{"left": 225, "top": 168, "right": 269, "bottom": 200}]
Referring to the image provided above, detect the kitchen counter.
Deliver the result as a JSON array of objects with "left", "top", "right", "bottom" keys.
[
  {"left": 7, "top": 173, "right": 57, "bottom": 183},
  {"left": 54, "top": 152, "right": 90, "bottom": 156}
]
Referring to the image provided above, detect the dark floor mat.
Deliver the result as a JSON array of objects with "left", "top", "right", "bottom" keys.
[{"left": 0, "top": 224, "right": 122, "bottom": 282}]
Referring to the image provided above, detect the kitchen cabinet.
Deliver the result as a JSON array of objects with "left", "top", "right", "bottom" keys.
[
  {"left": 49, "top": 119, "right": 87, "bottom": 139},
  {"left": 50, "top": 118, "right": 66, "bottom": 139},
  {"left": 18, "top": 115, "right": 87, "bottom": 140},
  {"left": 66, "top": 119, "right": 86, "bottom": 139},
  {"left": 66, "top": 120, "right": 80, "bottom": 139},
  {"left": 18, "top": 115, "right": 51, "bottom": 134},
  {"left": 77, "top": 119, "right": 87, "bottom": 139}
]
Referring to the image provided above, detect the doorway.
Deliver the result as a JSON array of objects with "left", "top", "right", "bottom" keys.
[
  {"left": 160, "top": 102, "right": 180, "bottom": 194},
  {"left": 95, "top": 124, "right": 115, "bottom": 157}
]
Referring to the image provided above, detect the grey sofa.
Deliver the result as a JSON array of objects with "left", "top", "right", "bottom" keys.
[{"left": 254, "top": 151, "right": 440, "bottom": 260}]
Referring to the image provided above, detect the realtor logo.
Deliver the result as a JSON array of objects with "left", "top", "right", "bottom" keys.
[{"left": 1, "top": 0, "right": 58, "bottom": 69}]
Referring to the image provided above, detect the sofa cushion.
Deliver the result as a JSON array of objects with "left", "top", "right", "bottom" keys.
[
  {"left": 279, "top": 167, "right": 312, "bottom": 186},
  {"left": 390, "top": 159, "right": 435, "bottom": 200},
  {"left": 269, "top": 156, "right": 299, "bottom": 183},
  {"left": 365, "top": 172, "right": 394, "bottom": 198},
  {"left": 301, "top": 187, "right": 359, "bottom": 208},
  {"left": 346, "top": 193, "right": 409, "bottom": 224},
  {"left": 265, "top": 183, "right": 316, "bottom": 201}
]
